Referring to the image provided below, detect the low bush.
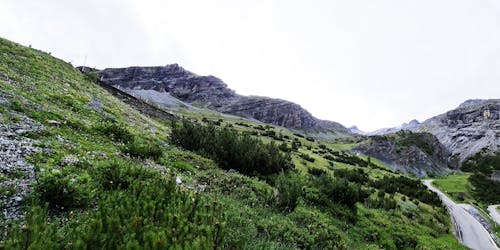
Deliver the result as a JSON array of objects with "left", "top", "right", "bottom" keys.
[
  {"left": 275, "top": 172, "right": 304, "bottom": 212},
  {"left": 171, "top": 161, "right": 196, "bottom": 172},
  {"left": 335, "top": 168, "right": 369, "bottom": 184},
  {"left": 461, "top": 153, "right": 500, "bottom": 203},
  {"left": 299, "top": 153, "right": 315, "bottom": 163},
  {"left": 35, "top": 170, "right": 94, "bottom": 211},
  {"left": 307, "top": 167, "right": 327, "bottom": 177},
  {"left": 171, "top": 120, "right": 294, "bottom": 176},
  {"left": 278, "top": 142, "right": 291, "bottom": 152},
  {"left": 311, "top": 175, "right": 369, "bottom": 210},
  {"left": 370, "top": 176, "right": 441, "bottom": 206},
  {"left": 122, "top": 138, "right": 163, "bottom": 160},
  {"left": 93, "top": 121, "right": 134, "bottom": 143},
  {"left": 5, "top": 166, "right": 224, "bottom": 249},
  {"left": 96, "top": 158, "right": 156, "bottom": 190}
]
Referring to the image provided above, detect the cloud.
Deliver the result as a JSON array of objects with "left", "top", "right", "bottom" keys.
[{"left": 1, "top": 0, "right": 499, "bottom": 131}]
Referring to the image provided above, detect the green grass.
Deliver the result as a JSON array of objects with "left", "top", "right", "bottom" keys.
[
  {"left": 0, "top": 36, "right": 466, "bottom": 249},
  {"left": 433, "top": 173, "right": 473, "bottom": 203}
]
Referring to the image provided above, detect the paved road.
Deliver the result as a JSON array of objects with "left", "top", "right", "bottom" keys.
[
  {"left": 488, "top": 205, "right": 500, "bottom": 225},
  {"left": 424, "top": 180, "right": 499, "bottom": 250}
]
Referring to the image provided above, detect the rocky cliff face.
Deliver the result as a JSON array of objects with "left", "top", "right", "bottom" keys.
[
  {"left": 415, "top": 99, "right": 500, "bottom": 165},
  {"left": 98, "top": 64, "right": 348, "bottom": 133},
  {"left": 354, "top": 131, "right": 451, "bottom": 177},
  {"left": 361, "top": 99, "right": 499, "bottom": 165}
]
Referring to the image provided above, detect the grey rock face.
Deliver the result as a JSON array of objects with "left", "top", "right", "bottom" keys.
[
  {"left": 219, "top": 96, "right": 317, "bottom": 129},
  {"left": 354, "top": 132, "right": 451, "bottom": 177},
  {"left": 416, "top": 99, "right": 500, "bottom": 164},
  {"left": 367, "top": 99, "right": 499, "bottom": 165},
  {"left": 98, "top": 64, "right": 348, "bottom": 132},
  {"left": 100, "top": 65, "right": 238, "bottom": 109}
]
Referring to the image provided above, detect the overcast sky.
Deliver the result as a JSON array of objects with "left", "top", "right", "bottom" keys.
[{"left": 1, "top": 0, "right": 500, "bottom": 131}]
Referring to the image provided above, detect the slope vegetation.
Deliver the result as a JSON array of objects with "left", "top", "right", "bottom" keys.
[{"left": 0, "top": 37, "right": 465, "bottom": 249}]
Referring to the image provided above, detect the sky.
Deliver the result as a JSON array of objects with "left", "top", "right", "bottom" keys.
[{"left": 1, "top": 0, "right": 500, "bottom": 131}]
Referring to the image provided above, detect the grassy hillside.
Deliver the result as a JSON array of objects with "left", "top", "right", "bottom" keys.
[
  {"left": 0, "top": 37, "right": 466, "bottom": 249},
  {"left": 433, "top": 173, "right": 473, "bottom": 203},
  {"left": 434, "top": 153, "right": 500, "bottom": 240}
]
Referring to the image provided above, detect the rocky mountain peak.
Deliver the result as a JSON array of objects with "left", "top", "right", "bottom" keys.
[
  {"left": 348, "top": 125, "right": 366, "bottom": 135},
  {"left": 97, "top": 64, "right": 348, "bottom": 133},
  {"left": 408, "top": 119, "right": 420, "bottom": 126},
  {"left": 457, "top": 99, "right": 485, "bottom": 109}
]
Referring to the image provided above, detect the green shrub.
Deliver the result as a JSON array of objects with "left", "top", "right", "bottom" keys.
[
  {"left": 307, "top": 167, "right": 326, "bottom": 177},
  {"left": 289, "top": 207, "right": 346, "bottom": 249},
  {"left": 1, "top": 206, "right": 60, "bottom": 249},
  {"left": 293, "top": 133, "right": 305, "bottom": 138},
  {"left": 335, "top": 168, "right": 369, "bottom": 184},
  {"left": 278, "top": 142, "right": 291, "bottom": 152},
  {"left": 299, "top": 153, "right": 315, "bottom": 163},
  {"left": 83, "top": 71, "right": 100, "bottom": 83},
  {"left": 312, "top": 175, "right": 369, "bottom": 210},
  {"left": 171, "top": 161, "right": 196, "bottom": 172},
  {"left": 35, "top": 170, "right": 94, "bottom": 211},
  {"left": 171, "top": 120, "right": 294, "bottom": 176},
  {"left": 5, "top": 168, "right": 224, "bottom": 249},
  {"left": 122, "top": 138, "right": 163, "bottom": 160},
  {"left": 10, "top": 99, "right": 24, "bottom": 112},
  {"left": 370, "top": 176, "right": 441, "bottom": 206},
  {"left": 93, "top": 121, "right": 134, "bottom": 143},
  {"left": 275, "top": 173, "right": 304, "bottom": 212},
  {"left": 461, "top": 153, "right": 500, "bottom": 203},
  {"left": 96, "top": 158, "right": 156, "bottom": 190}
]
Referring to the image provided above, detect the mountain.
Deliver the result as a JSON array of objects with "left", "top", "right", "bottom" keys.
[
  {"left": 97, "top": 65, "right": 349, "bottom": 135},
  {"left": 359, "top": 100, "right": 499, "bottom": 166},
  {"left": 348, "top": 125, "right": 366, "bottom": 135},
  {"left": 416, "top": 99, "right": 499, "bottom": 165},
  {"left": 366, "top": 119, "right": 421, "bottom": 136}
]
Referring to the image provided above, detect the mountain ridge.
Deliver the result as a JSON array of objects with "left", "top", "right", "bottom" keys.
[
  {"left": 97, "top": 64, "right": 349, "bottom": 135},
  {"left": 354, "top": 99, "right": 500, "bottom": 166}
]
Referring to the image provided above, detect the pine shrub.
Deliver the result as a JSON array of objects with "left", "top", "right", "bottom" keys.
[
  {"left": 170, "top": 120, "right": 294, "bottom": 176},
  {"left": 122, "top": 138, "right": 163, "bottom": 160}
]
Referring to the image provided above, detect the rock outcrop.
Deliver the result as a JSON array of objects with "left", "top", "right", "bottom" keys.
[
  {"left": 361, "top": 99, "right": 500, "bottom": 166},
  {"left": 415, "top": 99, "right": 500, "bottom": 165},
  {"left": 354, "top": 131, "right": 451, "bottom": 177},
  {"left": 97, "top": 64, "right": 348, "bottom": 133}
]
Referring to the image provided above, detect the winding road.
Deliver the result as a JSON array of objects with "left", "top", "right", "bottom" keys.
[
  {"left": 488, "top": 205, "right": 500, "bottom": 225},
  {"left": 424, "top": 180, "right": 499, "bottom": 250}
]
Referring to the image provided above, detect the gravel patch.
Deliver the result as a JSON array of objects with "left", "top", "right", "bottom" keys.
[{"left": 0, "top": 101, "right": 43, "bottom": 221}]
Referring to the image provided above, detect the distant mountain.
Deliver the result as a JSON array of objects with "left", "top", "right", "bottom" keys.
[
  {"left": 348, "top": 125, "right": 366, "bottom": 135},
  {"left": 97, "top": 64, "right": 349, "bottom": 135},
  {"left": 366, "top": 119, "right": 421, "bottom": 136}
]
